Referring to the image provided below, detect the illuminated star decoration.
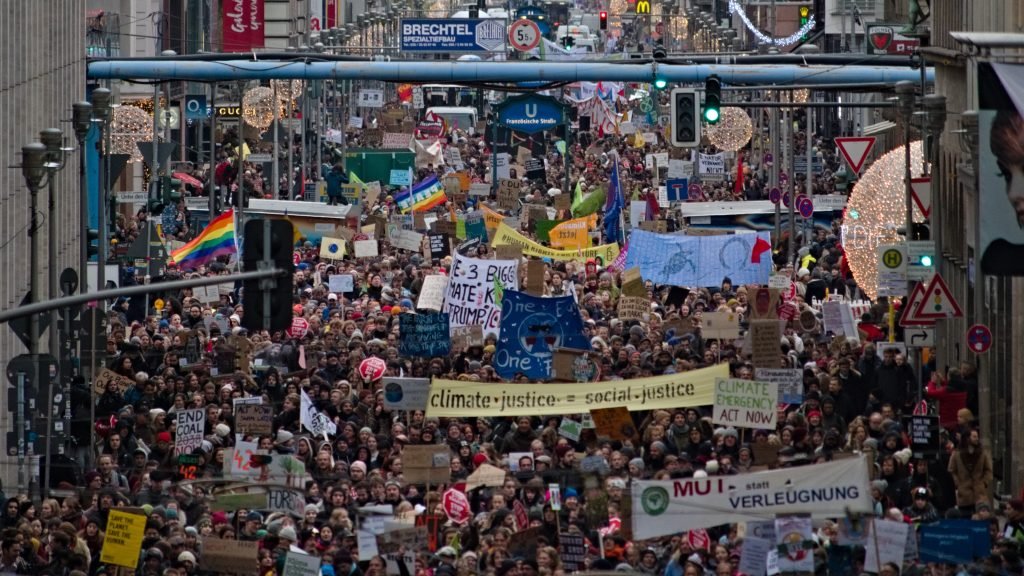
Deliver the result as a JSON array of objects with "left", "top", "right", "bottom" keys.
[
  {"left": 841, "top": 140, "right": 927, "bottom": 299},
  {"left": 728, "top": 0, "right": 816, "bottom": 47}
]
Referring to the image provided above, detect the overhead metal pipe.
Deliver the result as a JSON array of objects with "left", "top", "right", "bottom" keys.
[{"left": 88, "top": 60, "right": 933, "bottom": 85}]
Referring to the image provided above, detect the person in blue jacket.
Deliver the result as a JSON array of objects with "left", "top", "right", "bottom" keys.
[{"left": 323, "top": 162, "right": 350, "bottom": 205}]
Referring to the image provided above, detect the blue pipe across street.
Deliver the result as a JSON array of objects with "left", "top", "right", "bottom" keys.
[{"left": 86, "top": 60, "right": 933, "bottom": 85}]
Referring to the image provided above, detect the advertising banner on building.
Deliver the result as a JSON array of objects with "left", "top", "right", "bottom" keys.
[
  {"left": 223, "top": 0, "right": 265, "bottom": 52},
  {"left": 630, "top": 457, "right": 872, "bottom": 539}
]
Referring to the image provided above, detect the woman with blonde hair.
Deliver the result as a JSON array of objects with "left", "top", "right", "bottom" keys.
[{"left": 537, "top": 545, "right": 564, "bottom": 575}]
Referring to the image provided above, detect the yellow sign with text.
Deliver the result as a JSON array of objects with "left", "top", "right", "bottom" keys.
[
  {"left": 548, "top": 215, "right": 597, "bottom": 250},
  {"left": 490, "top": 222, "right": 620, "bottom": 263},
  {"left": 100, "top": 509, "right": 147, "bottom": 568},
  {"left": 425, "top": 363, "right": 727, "bottom": 418},
  {"left": 481, "top": 204, "right": 506, "bottom": 231}
]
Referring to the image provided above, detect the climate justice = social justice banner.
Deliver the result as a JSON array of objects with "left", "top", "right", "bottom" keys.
[
  {"left": 630, "top": 456, "right": 873, "bottom": 539},
  {"left": 425, "top": 363, "right": 728, "bottom": 418},
  {"left": 442, "top": 253, "right": 519, "bottom": 337}
]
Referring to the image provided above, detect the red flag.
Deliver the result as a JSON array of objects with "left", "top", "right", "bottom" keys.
[
  {"left": 645, "top": 189, "right": 660, "bottom": 219},
  {"left": 751, "top": 236, "right": 771, "bottom": 264},
  {"left": 734, "top": 152, "right": 745, "bottom": 196}
]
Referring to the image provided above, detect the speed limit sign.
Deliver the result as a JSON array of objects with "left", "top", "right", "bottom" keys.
[{"left": 508, "top": 19, "right": 542, "bottom": 52}]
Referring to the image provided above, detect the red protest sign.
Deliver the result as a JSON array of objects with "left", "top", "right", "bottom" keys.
[
  {"left": 442, "top": 488, "right": 471, "bottom": 525},
  {"left": 358, "top": 357, "right": 387, "bottom": 382},
  {"left": 287, "top": 317, "right": 309, "bottom": 339}
]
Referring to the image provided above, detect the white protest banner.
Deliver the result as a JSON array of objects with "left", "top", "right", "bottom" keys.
[
  {"left": 712, "top": 378, "right": 779, "bottom": 429},
  {"left": 630, "top": 457, "right": 872, "bottom": 539},
  {"left": 328, "top": 274, "right": 354, "bottom": 293},
  {"left": 495, "top": 153, "right": 510, "bottom": 180},
  {"left": 174, "top": 408, "right": 205, "bottom": 456},
  {"left": 698, "top": 153, "right": 726, "bottom": 182},
  {"left": 864, "top": 519, "right": 909, "bottom": 573},
  {"left": 301, "top": 389, "right": 337, "bottom": 438},
  {"left": 753, "top": 368, "right": 804, "bottom": 405},
  {"left": 282, "top": 551, "right": 320, "bottom": 576},
  {"left": 416, "top": 274, "right": 448, "bottom": 311},
  {"left": 267, "top": 488, "right": 306, "bottom": 517},
  {"left": 738, "top": 536, "right": 773, "bottom": 576},
  {"left": 382, "top": 377, "right": 431, "bottom": 411},
  {"left": 442, "top": 253, "right": 519, "bottom": 337}
]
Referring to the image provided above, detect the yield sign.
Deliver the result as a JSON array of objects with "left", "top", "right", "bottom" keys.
[
  {"left": 911, "top": 177, "right": 931, "bottom": 219},
  {"left": 898, "top": 283, "right": 930, "bottom": 326},
  {"left": 835, "top": 136, "right": 876, "bottom": 174},
  {"left": 911, "top": 273, "right": 963, "bottom": 321}
]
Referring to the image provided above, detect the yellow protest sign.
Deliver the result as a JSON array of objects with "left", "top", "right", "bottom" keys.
[
  {"left": 490, "top": 222, "right": 620, "bottom": 263},
  {"left": 100, "top": 509, "right": 147, "bottom": 568},
  {"left": 548, "top": 215, "right": 596, "bottom": 250},
  {"left": 425, "top": 363, "right": 727, "bottom": 418}
]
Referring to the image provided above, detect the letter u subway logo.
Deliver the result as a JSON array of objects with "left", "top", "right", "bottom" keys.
[{"left": 525, "top": 104, "right": 537, "bottom": 118}]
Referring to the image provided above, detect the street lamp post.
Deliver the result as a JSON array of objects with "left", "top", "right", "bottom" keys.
[
  {"left": 21, "top": 142, "right": 47, "bottom": 500},
  {"left": 72, "top": 102, "right": 93, "bottom": 294},
  {"left": 39, "top": 127, "right": 72, "bottom": 498}
]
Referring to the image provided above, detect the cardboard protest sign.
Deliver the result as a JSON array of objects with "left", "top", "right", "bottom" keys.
[
  {"left": 399, "top": 313, "right": 451, "bottom": 357},
  {"left": 497, "top": 179, "right": 522, "bottom": 210},
  {"left": 403, "top": 445, "right": 451, "bottom": 485},
  {"left": 750, "top": 320, "right": 783, "bottom": 368},
  {"left": 200, "top": 538, "right": 259, "bottom": 574},
  {"left": 618, "top": 296, "right": 650, "bottom": 322},
  {"left": 93, "top": 368, "right": 136, "bottom": 395},
  {"left": 590, "top": 406, "right": 637, "bottom": 441},
  {"left": 525, "top": 260, "right": 546, "bottom": 296},
  {"left": 234, "top": 404, "right": 273, "bottom": 435},
  {"left": 450, "top": 325, "right": 484, "bottom": 350}
]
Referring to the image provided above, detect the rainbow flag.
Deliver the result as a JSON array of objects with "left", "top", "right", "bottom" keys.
[
  {"left": 170, "top": 209, "right": 237, "bottom": 269},
  {"left": 393, "top": 176, "right": 447, "bottom": 213}
]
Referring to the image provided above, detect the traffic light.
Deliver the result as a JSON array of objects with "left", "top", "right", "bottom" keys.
[
  {"left": 242, "top": 219, "right": 296, "bottom": 333},
  {"left": 599, "top": 11, "right": 608, "bottom": 30},
  {"left": 670, "top": 88, "right": 701, "bottom": 147},
  {"left": 703, "top": 75, "right": 721, "bottom": 124},
  {"left": 563, "top": 35, "right": 575, "bottom": 48},
  {"left": 86, "top": 229, "right": 99, "bottom": 259},
  {"left": 799, "top": 6, "right": 811, "bottom": 40},
  {"left": 652, "top": 43, "right": 667, "bottom": 60}
]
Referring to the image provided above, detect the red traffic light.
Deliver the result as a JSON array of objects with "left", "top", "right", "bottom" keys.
[{"left": 600, "top": 11, "right": 607, "bottom": 18}]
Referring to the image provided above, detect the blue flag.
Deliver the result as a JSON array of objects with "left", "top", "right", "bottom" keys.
[
  {"left": 603, "top": 159, "right": 624, "bottom": 244},
  {"left": 493, "top": 291, "right": 591, "bottom": 380}
]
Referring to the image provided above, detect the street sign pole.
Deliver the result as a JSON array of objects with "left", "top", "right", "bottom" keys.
[{"left": 16, "top": 372, "right": 26, "bottom": 497}]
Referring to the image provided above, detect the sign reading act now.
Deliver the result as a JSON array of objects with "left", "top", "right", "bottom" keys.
[{"left": 712, "top": 378, "right": 779, "bottom": 429}]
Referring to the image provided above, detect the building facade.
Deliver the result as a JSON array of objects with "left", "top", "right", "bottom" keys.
[{"left": 0, "top": 1, "right": 88, "bottom": 490}]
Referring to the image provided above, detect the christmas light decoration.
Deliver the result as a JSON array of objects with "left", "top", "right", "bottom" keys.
[
  {"left": 270, "top": 79, "right": 303, "bottom": 102},
  {"left": 109, "top": 104, "right": 154, "bottom": 163},
  {"left": 242, "top": 87, "right": 282, "bottom": 130},
  {"left": 841, "top": 140, "right": 927, "bottom": 299},
  {"left": 728, "top": 0, "right": 816, "bottom": 47},
  {"left": 706, "top": 107, "right": 752, "bottom": 151}
]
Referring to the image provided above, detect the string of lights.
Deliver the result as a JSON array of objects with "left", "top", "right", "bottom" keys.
[
  {"left": 728, "top": 0, "right": 816, "bottom": 47},
  {"left": 242, "top": 86, "right": 284, "bottom": 130},
  {"left": 109, "top": 103, "right": 155, "bottom": 163}
]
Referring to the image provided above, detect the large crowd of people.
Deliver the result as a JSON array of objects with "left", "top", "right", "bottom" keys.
[{"left": 19, "top": 84, "right": 1020, "bottom": 576}]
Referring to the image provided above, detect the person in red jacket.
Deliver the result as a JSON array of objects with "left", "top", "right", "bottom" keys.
[{"left": 925, "top": 371, "right": 967, "bottom": 432}]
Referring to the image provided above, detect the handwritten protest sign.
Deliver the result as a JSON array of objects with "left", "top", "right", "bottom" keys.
[
  {"left": 712, "top": 378, "right": 779, "bottom": 429},
  {"left": 99, "top": 509, "right": 146, "bottom": 567},
  {"left": 399, "top": 313, "right": 451, "bottom": 357},
  {"left": 235, "top": 404, "right": 273, "bottom": 435},
  {"left": 442, "top": 253, "right": 519, "bottom": 337},
  {"left": 174, "top": 408, "right": 205, "bottom": 456},
  {"left": 417, "top": 275, "right": 448, "bottom": 311}
]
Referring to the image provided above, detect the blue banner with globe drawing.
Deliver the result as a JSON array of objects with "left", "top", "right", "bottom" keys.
[
  {"left": 493, "top": 291, "right": 591, "bottom": 381},
  {"left": 624, "top": 230, "right": 773, "bottom": 287}
]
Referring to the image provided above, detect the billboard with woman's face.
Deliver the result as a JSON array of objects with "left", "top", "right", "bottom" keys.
[{"left": 980, "top": 63, "right": 1024, "bottom": 276}]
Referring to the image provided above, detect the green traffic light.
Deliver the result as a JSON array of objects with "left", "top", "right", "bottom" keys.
[
  {"left": 920, "top": 255, "right": 933, "bottom": 267},
  {"left": 704, "top": 107, "right": 720, "bottom": 123},
  {"left": 654, "top": 78, "right": 668, "bottom": 90}
]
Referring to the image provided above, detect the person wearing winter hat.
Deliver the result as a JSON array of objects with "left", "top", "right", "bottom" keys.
[{"left": 177, "top": 551, "right": 196, "bottom": 570}]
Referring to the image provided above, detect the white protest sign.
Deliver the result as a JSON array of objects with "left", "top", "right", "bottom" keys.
[
  {"left": 739, "top": 536, "right": 773, "bottom": 576},
  {"left": 863, "top": 519, "right": 909, "bottom": 573},
  {"left": 775, "top": 516, "right": 814, "bottom": 573},
  {"left": 442, "top": 253, "right": 519, "bottom": 337},
  {"left": 282, "top": 552, "right": 321, "bottom": 576},
  {"left": 390, "top": 228, "right": 424, "bottom": 252},
  {"left": 495, "top": 153, "right": 511, "bottom": 180},
  {"left": 382, "top": 377, "right": 431, "bottom": 411},
  {"left": 753, "top": 368, "right": 804, "bottom": 405},
  {"left": 328, "top": 274, "right": 354, "bottom": 293},
  {"left": 354, "top": 239, "right": 379, "bottom": 258},
  {"left": 416, "top": 274, "right": 448, "bottom": 311},
  {"left": 699, "top": 153, "right": 726, "bottom": 182},
  {"left": 174, "top": 408, "right": 206, "bottom": 456},
  {"left": 712, "top": 378, "right": 779, "bottom": 429}
]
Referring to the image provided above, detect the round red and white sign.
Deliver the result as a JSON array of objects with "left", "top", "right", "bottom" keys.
[
  {"left": 287, "top": 317, "right": 309, "bottom": 339},
  {"left": 508, "top": 19, "right": 542, "bottom": 52}
]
